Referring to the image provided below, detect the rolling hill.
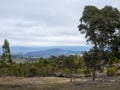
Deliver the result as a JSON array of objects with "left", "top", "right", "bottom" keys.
[
  {"left": 0, "top": 46, "right": 91, "bottom": 57},
  {"left": 25, "top": 48, "right": 82, "bottom": 57}
]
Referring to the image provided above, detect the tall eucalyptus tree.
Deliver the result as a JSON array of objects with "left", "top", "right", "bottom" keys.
[{"left": 78, "top": 5, "right": 120, "bottom": 79}]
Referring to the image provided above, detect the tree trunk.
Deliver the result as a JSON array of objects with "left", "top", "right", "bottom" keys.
[
  {"left": 103, "top": 64, "right": 107, "bottom": 80},
  {"left": 92, "top": 68, "right": 96, "bottom": 81},
  {"left": 70, "top": 74, "right": 72, "bottom": 82},
  {"left": 70, "top": 70, "right": 72, "bottom": 82}
]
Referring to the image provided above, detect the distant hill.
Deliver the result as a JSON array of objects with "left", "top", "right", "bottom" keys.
[
  {"left": 9, "top": 46, "right": 91, "bottom": 55},
  {"left": 25, "top": 48, "right": 82, "bottom": 57},
  {"left": 0, "top": 46, "right": 91, "bottom": 57}
]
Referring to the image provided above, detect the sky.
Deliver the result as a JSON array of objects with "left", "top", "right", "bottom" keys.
[{"left": 0, "top": 0, "right": 120, "bottom": 47}]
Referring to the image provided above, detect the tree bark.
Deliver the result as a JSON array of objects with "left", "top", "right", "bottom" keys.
[
  {"left": 92, "top": 67, "right": 96, "bottom": 81},
  {"left": 70, "top": 70, "right": 73, "bottom": 82},
  {"left": 103, "top": 64, "right": 107, "bottom": 80},
  {"left": 70, "top": 74, "right": 72, "bottom": 82}
]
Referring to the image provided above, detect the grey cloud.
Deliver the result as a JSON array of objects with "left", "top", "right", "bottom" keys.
[
  {"left": 0, "top": 0, "right": 76, "bottom": 26},
  {"left": 0, "top": 0, "right": 119, "bottom": 46},
  {"left": 8, "top": 35, "right": 86, "bottom": 46}
]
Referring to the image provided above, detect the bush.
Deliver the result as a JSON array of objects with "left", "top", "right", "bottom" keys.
[
  {"left": 63, "top": 68, "right": 69, "bottom": 75},
  {"left": 0, "top": 68, "right": 8, "bottom": 76},
  {"left": 107, "top": 67, "right": 118, "bottom": 76},
  {"left": 27, "top": 66, "right": 39, "bottom": 77},
  {"left": 83, "top": 68, "right": 91, "bottom": 77},
  {"left": 76, "top": 68, "right": 81, "bottom": 74}
]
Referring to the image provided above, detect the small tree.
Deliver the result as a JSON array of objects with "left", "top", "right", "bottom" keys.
[
  {"left": 1, "top": 39, "right": 13, "bottom": 65},
  {"left": 83, "top": 48, "right": 100, "bottom": 80},
  {"left": 64, "top": 55, "right": 75, "bottom": 82},
  {"left": 27, "top": 65, "right": 39, "bottom": 77}
]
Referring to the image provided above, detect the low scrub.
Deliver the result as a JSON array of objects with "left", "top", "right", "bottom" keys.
[
  {"left": 107, "top": 67, "right": 118, "bottom": 76},
  {"left": 83, "top": 69, "right": 91, "bottom": 77}
]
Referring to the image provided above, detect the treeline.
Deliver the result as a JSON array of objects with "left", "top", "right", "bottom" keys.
[
  {"left": 0, "top": 39, "right": 81, "bottom": 78},
  {"left": 0, "top": 39, "right": 120, "bottom": 82},
  {"left": 0, "top": 39, "right": 82, "bottom": 77},
  {"left": 0, "top": 55, "right": 81, "bottom": 77}
]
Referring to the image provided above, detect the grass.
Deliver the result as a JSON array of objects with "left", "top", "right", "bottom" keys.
[{"left": 0, "top": 76, "right": 120, "bottom": 90}]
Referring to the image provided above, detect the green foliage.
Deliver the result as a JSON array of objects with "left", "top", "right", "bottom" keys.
[
  {"left": 63, "top": 68, "right": 69, "bottom": 75},
  {"left": 41, "top": 68, "right": 47, "bottom": 76},
  {"left": 0, "top": 38, "right": 119, "bottom": 79},
  {"left": 76, "top": 68, "right": 81, "bottom": 74},
  {"left": 83, "top": 68, "right": 91, "bottom": 77},
  {"left": 83, "top": 48, "right": 100, "bottom": 68},
  {"left": 107, "top": 67, "right": 118, "bottom": 76},
  {"left": 27, "top": 65, "right": 39, "bottom": 77},
  {"left": 78, "top": 5, "right": 120, "bottom": 79},
  {"left": 78, "top": 6, "right": 120, "bottom": 48},
  {"left": 7, "top": 63, "right": 18, "bottom": 76},
  {"left": 0, "top": 67, "right": 8, "bottom": 76},
  {"left": 110, "top": 57, "right": 120, "bottom": 64},
  {"left": 1, "top": 39, "right": 13, "bottom": 65}
]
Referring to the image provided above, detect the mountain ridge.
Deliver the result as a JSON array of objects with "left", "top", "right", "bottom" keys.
[
  {"left": 0, "top": 46, "right": 91, "bottom": 57},
  {"left": 25, "top": 48, "right": 82, "bottom": 57}
]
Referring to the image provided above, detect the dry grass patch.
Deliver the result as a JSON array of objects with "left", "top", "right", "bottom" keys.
[{"left": 0, "top": 76, "right": 120, "bottom": 90}]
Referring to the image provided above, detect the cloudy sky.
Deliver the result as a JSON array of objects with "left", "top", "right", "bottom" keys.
[{"left": 0, "top": 0, "right": 120, "bottom": 46}]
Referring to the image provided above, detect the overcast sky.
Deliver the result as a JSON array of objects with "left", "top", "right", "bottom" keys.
[{"left": 0, "top": 0, "right": 120, "bottom": 47}]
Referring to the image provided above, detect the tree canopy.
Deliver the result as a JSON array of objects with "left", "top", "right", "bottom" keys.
[
  {"left": 78, "top": 5, "right": 120, "bottom": 51},
  {"left": 78, "top": 5, "right": 120, "bottom": 80}
]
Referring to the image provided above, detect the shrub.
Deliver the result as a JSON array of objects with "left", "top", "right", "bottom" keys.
[
  {"left": 76, "top": 68, "right": 81, "bottom": 74},
  {"left": 107, "top": 67, "right": 118, "bottom": 76},
  {"left": 63, "top": 68, "right": 69, "bottom": 75},
  {"left": 83, "top": 68, "right": 91, "bottom": 77},
  {"left": 27, "top": 66, "right": 39, "bottom": 77}
]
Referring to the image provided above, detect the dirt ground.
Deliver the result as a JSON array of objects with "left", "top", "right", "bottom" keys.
[{"left": 0, "top": 76, "right": 120, "bottom": 90}]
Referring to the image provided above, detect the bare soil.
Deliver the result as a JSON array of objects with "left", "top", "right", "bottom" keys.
[{"left": 0, "top": 76, "right": 120, "bottom": 90}]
